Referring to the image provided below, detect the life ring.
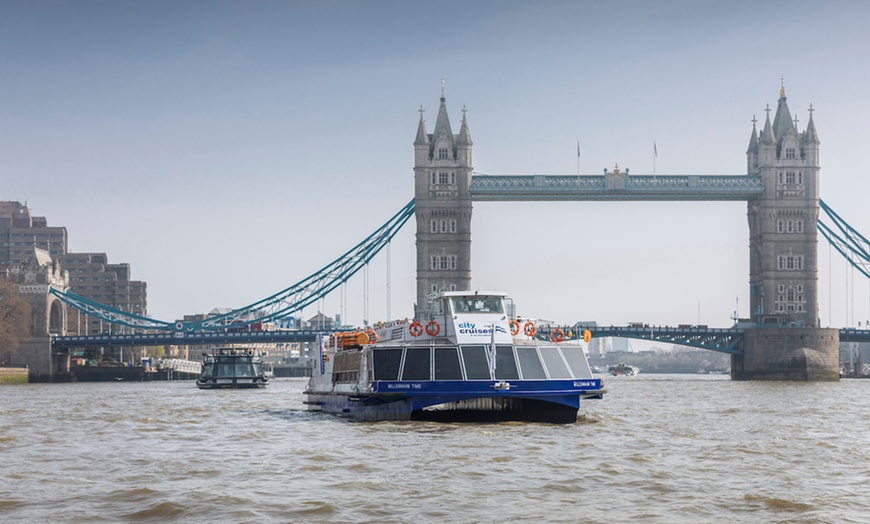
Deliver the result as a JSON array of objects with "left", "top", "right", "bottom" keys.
[
  {"left": 509, "top": 319, "right": 520, "bottom": 336},
  {"left": 583, "top": 329, "right": 592, "bottom": 343},
  {"left": 523, "top": 321, "right": 537, "bottom": 337},
  {"left": 550, "top": 328, "right": 565, "bottom": 343},
  {"left": 365, "top": 329, "right": 378, "bottom": 344},
  {"left": 425, "top": 320, "right": 440, "bottom": 337},
  {"left": 409, "top": 321, "right": 423, "bottom": 337}
]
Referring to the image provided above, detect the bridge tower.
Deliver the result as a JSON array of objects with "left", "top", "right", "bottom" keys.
[
  {"left": 739, "top": 85, "right": 839, "bottom": 379},
  {"left": 4, "top": 246, "right": 70, "bottom": 380},
  {"left": 413, "top": 86, "right": 473, "bottom": 318}
]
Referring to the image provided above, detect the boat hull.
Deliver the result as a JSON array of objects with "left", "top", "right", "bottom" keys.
[
  {"left": 305, "top": 379, "right": 602, "bottom": 424},
  {"left": 196, "top": 378, "right": 268, "bottom": 389}
]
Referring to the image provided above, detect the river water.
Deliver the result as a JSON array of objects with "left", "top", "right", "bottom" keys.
[{"left": 1, "top": 375, "right": 868, "bottom": 523}]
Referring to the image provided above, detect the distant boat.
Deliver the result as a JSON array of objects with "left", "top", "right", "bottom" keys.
[
  {"left": 608, "top": 363, "right": 639, "bottom": 376},
  {"left": 196, "top": 347, "right": 269, "bottom": 389}
]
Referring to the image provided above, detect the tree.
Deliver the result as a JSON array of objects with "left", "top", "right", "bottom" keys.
[{"left": 0, "top": 277, "right": 32, "bottom": 360}]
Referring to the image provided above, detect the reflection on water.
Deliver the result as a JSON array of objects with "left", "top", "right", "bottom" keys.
[{"left": 1, "top": 376, "right": 868, "bottom": 523}]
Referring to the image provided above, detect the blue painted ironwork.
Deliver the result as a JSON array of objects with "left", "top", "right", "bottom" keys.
[
  {"left": 50, "top": 199, "right": 416, "bottom": 331},
  {"left": 470, "top": 174, "right": 763, "bottom": 201},
  {"left": 838, "top": 328, "right": 870, "bottom": 342},
  {"left": 818, "top": 199, "right": 870, "bottom": 279},
  {"left": 51, "top": 329, "right": 325, "bottom": 349},
  {"left": 563, "top": 324, "right": 744, "bottom": 355}
]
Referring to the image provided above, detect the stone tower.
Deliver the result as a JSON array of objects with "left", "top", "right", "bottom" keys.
[
  {"left": 4, "top": 246, "right": 70, "bottom": 380},
  {"left": 746, "top": 84, "right": 821, "bottom": 327},
  {"left": 413, "top": 86, "right": 473, "bottom": 318},
  {"left": 738, "top": 85, "right": 838, "bottom": 381}
]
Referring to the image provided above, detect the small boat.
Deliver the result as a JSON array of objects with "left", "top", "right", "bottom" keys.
[
  {"left": 608, "top": 363, "right": 639, "bottom": 376},
  {"left": 196, "top": 347, "right": 269, "bottom": 389},
  {"left": 304, "top": 291, "right": 604, "bottom": 423}
]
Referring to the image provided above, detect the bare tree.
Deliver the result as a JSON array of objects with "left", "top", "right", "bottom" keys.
[{"left": 0, "top": 278, "right": 32, "bottom": 360}]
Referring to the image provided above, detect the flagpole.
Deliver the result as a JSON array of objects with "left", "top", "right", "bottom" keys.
[{"left": 576, "top": 140, "right": 580, "bottom": 177}]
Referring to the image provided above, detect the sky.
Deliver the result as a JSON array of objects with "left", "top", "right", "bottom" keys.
[{"left": 3, "top": 0, "right": 870, "bottom": 329}]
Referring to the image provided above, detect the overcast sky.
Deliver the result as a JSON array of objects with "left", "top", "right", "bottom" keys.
[{"left": 3, "top": 1, "right": 870, "bottom": 329}]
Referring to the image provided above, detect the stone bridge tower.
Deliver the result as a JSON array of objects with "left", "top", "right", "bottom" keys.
[
  {"left": 747, "top": 84, "right": 820, "bottom": 327},
  {"left": 4, "top": 247, "right": 69, "bottom": 380},
  {"left": 413, "top": 86, "right": 473, "bottom": 318},
  {"left": 739, "top": 85, "right": 839, "bottom": 380}
]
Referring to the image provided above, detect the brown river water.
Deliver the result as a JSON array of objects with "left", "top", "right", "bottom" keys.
[{"left": 1, "top": 375, "right": 868, "bottom": 523}]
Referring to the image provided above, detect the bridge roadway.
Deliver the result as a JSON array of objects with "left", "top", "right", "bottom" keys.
[
  {"left": 51, "top": 330, "right": 327, "bottom": 349},
  {"left": 52, "top": 326, "right": 870, "bottom": 353}
]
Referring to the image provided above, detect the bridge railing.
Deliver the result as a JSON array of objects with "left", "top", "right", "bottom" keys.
[{"left": 470, "top": 174, "right": 763, "bottom": 201}]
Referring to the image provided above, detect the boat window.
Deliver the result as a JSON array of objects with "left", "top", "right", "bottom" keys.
[
  {"left": 516, "top": 347, "right": 547, "bottom": 379},
  {"left": 451, "top": 297, "right": 503, "bottom": 314},
  {"left": 561, "top": 346, "right": 593, "bottom": 378},
  {"left": 434, "top": 347, "right": 462, "bottom": 380},
  {"left": 235, "top": 362, "right": 254, "bottom": 377},
  {"left": 372, "top": 348, "right": 403, "bottom": 381},
  {"left": 460, "top": 346, "right": 491, "bottom": 379},
  {"left": 402, "top": 348, "right": 431, "bottom": 381},
  {"left": 201, "top": 363, "right": 214, "bottom": 378},
  {"left": 494, "top": 346, "right": 519, "bottom": 380},
  {"left": 217, "top": 362, "right": 234, "bottom": 377},
  {"left": 540, "top": 346, "right": 571, "bottom": 379}
]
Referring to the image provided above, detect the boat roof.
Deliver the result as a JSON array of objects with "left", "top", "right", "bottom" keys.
[{"left": 436, "top": 290, "right": 509, "bottom": 298}]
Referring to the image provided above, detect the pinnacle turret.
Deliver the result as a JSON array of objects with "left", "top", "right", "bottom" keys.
[
  {"left": 803, "top": 105, "right": 820, "bottom": 145},
  {"left": 414, "top": 105, "right": 429, "bottom": 146},
  {"left": 456, "top": 105, "right": 472, "bottom": 146}
]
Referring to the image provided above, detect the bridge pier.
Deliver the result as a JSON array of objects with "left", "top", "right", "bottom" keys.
[{"left": 732, "top": 327, "right": 839, "bottom": 381}]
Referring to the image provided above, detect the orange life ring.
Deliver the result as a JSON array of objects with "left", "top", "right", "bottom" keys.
[
  {"left": 409, "top": 321, "right": 423, "bottom": 337},
  {"left": 550, "top": 328, "right": 565, "bottom": 343},
  {"left": 509, "top": 319, "right": 520, "bottom": 336},
  {"left": 365, "top": 329, "right": 378, "bottom": 344},
  {"left": 583, "top": 329, "right": 592, "bottom": 343},
  {"left": 425, "top": 320, "right": 440, "bottom": 337},
  {"left": 523, "top": 321, "right": 536, "bottom": 337}
]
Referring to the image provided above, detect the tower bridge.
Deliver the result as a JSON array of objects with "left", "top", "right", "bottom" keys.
[
  {"left": 32, "top": 85, "right": 870, "bottom": 381},
  {"left": 413, "top": 84, "right": 835, "bottom": 380}
]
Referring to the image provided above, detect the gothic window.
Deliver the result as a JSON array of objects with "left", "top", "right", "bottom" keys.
[
  {"left": 439, "top": 172, "right": 449, "bottom": 184},
  {"left": 785, "top": 147, "right": 796, "bottom": 159},
  {"left": 778, "top": 284, "right": 785, "bottom": 294},
  {"left": 450, "top": 173, "right": 456, "bottom": 184},
  {"left": 431, "top": 172, "right": 436, "bottom": 184},
  {"left": 778, "top": 172, "right": 784, "bottom": 184},
  {"left": 777, "top": 220, "right": 784, "bottom": 233},
  {"left": 430, "top": 220, "right": 437, "bottom": 233},
  {"left": 438, "top": 147, "right": 448, "bottom": 159},
  {"left": 797, "top": 285, "right": 803, "bottom": 293},
  {"left": 431, "top": 256, "right": 438, "bottom": 270},
  {"left": 785, "top": 172, "right": 796, "bottom": 184},
  {"left": 431, "top": 284, "right": 438, "bottom": 293},
  {"left": 787, "top": 289, "right": 795, "bottom": 301},
  {"left": 787, "top": 220, "right": 794, "bottom": 233},
  {"left": 797, "top": 172, "right": 803, "bottom": 184},
  {"left": 796, "top": 220, "right": 804, "bottom": 233},
  {"left": 777, "top": 255, "right": 804, "bottom": 270},
  {"left": 449, "top": 284, "right": 456, "bottom": 291},
  {"left": 440, "top": 220, "right": 448, "bottom": 233},
  {"left": 450, "top": 220, "right": 457, "bottom": 233}
]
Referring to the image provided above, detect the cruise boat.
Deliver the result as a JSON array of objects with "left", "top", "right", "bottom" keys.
[
  {"left": 304, "top": 291, "right": 604, "bottom": 423},
  {"left": 196, "top": 347, "right": 270, "bottom": 389}
]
